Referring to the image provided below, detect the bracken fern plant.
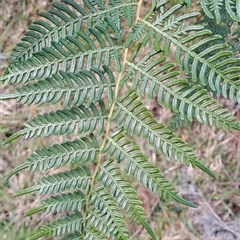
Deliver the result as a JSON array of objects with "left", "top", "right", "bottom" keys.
[{"left": 1, "top": 0, "right": 240, "bottom": 239}]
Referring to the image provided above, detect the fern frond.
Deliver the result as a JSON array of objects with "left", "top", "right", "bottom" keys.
[
  {"left": 1, "top": 23, "right": 123, "bottom": 84},
  {"left": 9, "top": 0, "right": 136, "bottom": 63},
  {"left": 2, "top": 1, "right": 240, "bottom": 239},
  {"left": 98, "top": 159, "right": 147, "bottom": 221},
  {"left": 86, "top": 206, "right": 113, "bottom": 238},
  {"left": 98, "top": 159, "right": 157, "bottom": 239},
  {"left": 25, "top": 190, "right": 85, "bottom": 217},
  {"left": 127, "top": 3, "right": 240, "bottom": 103},
  {"left": 111, "top": 90, "right": 198, "bottom": 167},
  {"left": 102, "top": 128, "right": 197, "bottom": 208},
  {"left": 6, "top": 134, "right": 99, "bottom": 179},
  {"left": 15, "top": 166, "right": 91, "bottom": 196},
  {"left": 200, "top": 0, "right": 240, "bottom": 23},
  {"left": 0, "top": 66, "right": 115, "bottom": 108},
  {"left": 4, "top": 102, "right": 107, "bottom": 144},
  {"left": 125, "top": 23, "right": 147, "bottom": 47},
  {"left": 47, "top": 191, "right": 83, "bottom": 213},
  {"left": 123, "top": 55, "right": 240, "bottom": 131},
  {"left": 88, "top": 186, "right": 130, "bottom": 239},
  {"left": 28, "top": 211, "right": 83, "bottom": 240}
]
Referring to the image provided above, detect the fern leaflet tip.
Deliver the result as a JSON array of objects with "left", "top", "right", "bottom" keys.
[
  {"left": 172, "top": 195, "right": 198, "bottom": 208},
  {"left": 5, "top": 164, "right": 28, "bottom": 181},
  {"left": 141, "top": 220, "right": 158, "bottom": 240},
  {"left": 14, "top": 186, "right": 40, "bottom": 197},
  {"left": 27, "top": 231, "right": 46, "bottom": 240},
  {"left": 4, "top": 131, "right": 24, "bottom": 144},
  {"left": 195, "top": 161, "right": 216, "bottom": 179},
  {"left": 24, "top": 205, "right": 45, "bottom": 217}
]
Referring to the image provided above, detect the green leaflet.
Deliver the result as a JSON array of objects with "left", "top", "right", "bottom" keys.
[
  {"left": 88, "top": 186, "right": 130, "bottom": 239},
  {"left": 0, "top": 66, "right": 115, "bottom": 107},
  {"left": 98, "top": 160, "right": 157, "bottom": 239},
  {"left": 2, "top": 0, "right": 239, "bottom": 239},
  {"left": 112, "top": 90, "right": 198, "bottom": 166},
  {"left": 25, "top": 190, "right": 85, "bottom": 216},
  {"left": 102, "top": 128, "right": 197, "bottom": 208},
  {"left": 123, "top": 54, "right": 240, "bottom": 131},
  {"left": 14, "top": 166, "right": 91, "bottom": 196},
  {"left": 125, "top": 2, "right": 240, "bottom": 103},
  {"left": 6, "top": 134, "right": 99, "bottom": 178},
  {"left": 4, "top": 101, "right": 107, "bottom": 144},
  {"left": 9, "top": 0, "right": 136, "bottom": 63},
  {"left": 28, "top": 211, "right": 83, "bottom": 239},
  {"left": 200, "top": 0, "right": 240, "bottom": 23}
]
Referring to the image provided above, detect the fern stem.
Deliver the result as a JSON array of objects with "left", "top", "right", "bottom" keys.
[
  {"left": 83, "top": 48, "right": 129, "bottom": 235},
  {"left": 135, "top": 0, "right": 144, "bottom": 24},
  {"left": 83, "top": 1, "right": 145, "bottom": 235}
]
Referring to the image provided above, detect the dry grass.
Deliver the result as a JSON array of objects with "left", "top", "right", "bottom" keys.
[{"left": 1, "top": 1, "right": 240, "bottom": 240}]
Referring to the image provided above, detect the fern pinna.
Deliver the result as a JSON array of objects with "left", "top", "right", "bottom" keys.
[{"left": 1, "top": 0, "right": 239, "bottom": 239}]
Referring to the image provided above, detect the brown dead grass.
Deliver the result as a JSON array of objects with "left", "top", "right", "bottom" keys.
[{"left": 0, "top": 1, "right": 240, "bottom": 240}]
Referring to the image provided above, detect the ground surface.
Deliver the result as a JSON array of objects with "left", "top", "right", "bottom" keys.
[{"left": 0, "top": 1, "right": 240, "bottom": 239}]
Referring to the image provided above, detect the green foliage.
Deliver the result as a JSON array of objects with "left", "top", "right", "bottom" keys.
[
  {"left": 1, "top": 0, "right": 239, "bottom": 239},
  {"left": 199, "top": 0, "right": 240, "bottom": 23}
]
